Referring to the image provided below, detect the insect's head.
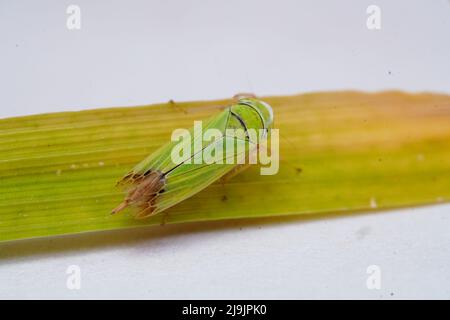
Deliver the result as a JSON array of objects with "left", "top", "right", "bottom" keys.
[{"left": 236, "top": 98, "right": 274, "bottom": 131}]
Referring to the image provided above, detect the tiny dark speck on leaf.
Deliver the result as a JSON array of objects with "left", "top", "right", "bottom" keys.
[
  {"left": 296, "top": 168, "right": 302, "bottom": 174},
  {"left": 169, "top": 99, "right": 188, "bottom": 114},
  {"left": 221, "top": 195, "right": 228, "bottom": 202}
]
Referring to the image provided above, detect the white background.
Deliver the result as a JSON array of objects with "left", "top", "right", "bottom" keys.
[{"left": 0, "top": 0, "right": 449, "bottom": 299}]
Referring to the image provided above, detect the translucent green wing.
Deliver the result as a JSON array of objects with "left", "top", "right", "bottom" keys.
[
  {"left": 130, "top": 108, "right": 231, "bottom": 175},
  {"left": 153, "top": 135, "right": 255, "bottom": 215},
  {"left": 113, "top": 98, "right": 272, "bottom": 218},
  {"left": 114, "top": 108, "right": 254, "bottom": 218}
]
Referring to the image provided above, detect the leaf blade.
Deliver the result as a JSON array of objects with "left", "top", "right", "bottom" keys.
[{"left": 1, "top": 91, "right": 450, "bottom": 242}]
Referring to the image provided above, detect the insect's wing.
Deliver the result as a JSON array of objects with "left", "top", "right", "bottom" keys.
[
  {"left": 152, "top": 135, "right": 255, "bottom": 214},
  {"left": 124, "top": 108, "right": 231, "bottom": 177},
  {"left": 117, "top": 106, "right": 258, "bottom": 216}
]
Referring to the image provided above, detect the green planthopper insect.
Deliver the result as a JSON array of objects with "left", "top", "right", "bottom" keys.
[{"left": 112, "top": 96, "right": 275, "bottom": 219}]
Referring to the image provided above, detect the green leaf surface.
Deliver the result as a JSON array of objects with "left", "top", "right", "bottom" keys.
[{"left": 1, "top": 91, "right": 450, "bottom": 242}]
